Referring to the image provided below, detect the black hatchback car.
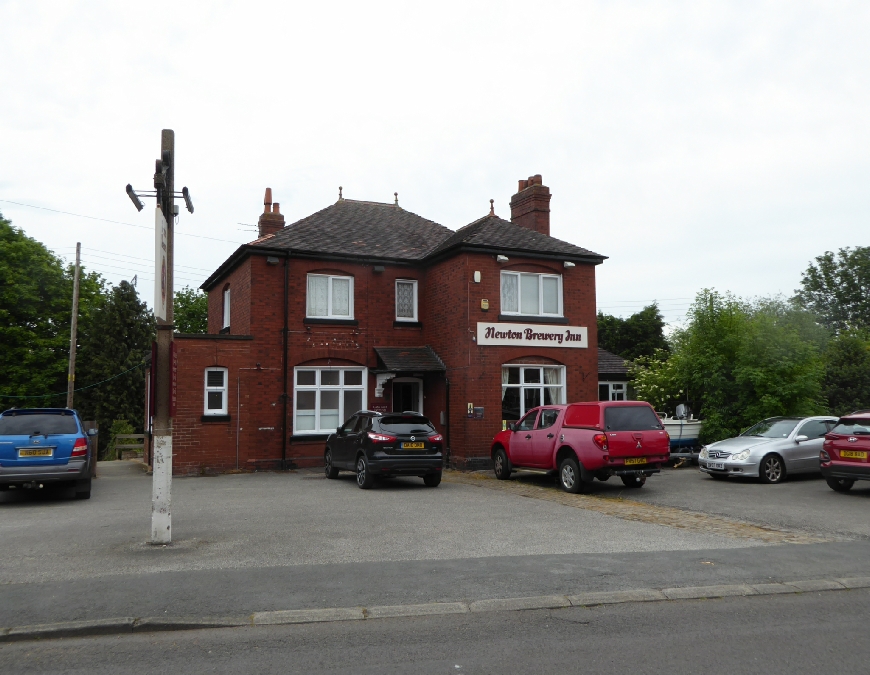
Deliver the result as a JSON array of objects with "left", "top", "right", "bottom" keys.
[{"left": 324, "top": 411, "right": 444, "bottom": 489}]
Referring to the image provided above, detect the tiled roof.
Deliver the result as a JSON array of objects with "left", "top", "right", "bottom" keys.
[
  {"left": 251, "top": 199, "right": 453, "bottom": 261},
  {"left": 374, "top": 346, "right": 446, "bottom": 372},
  {"left": 598, "top": 348, "right": 630, "bottom": 375},
  {"left": 428, "top": 214, "right": 604, "bottom": 261}
]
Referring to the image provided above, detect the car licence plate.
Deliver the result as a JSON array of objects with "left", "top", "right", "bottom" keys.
[
  {"left": 706, "top": 461, "right": 725, "bottom": 470},
  {"left": 624, "top": 457, "right": 646, "bottom": 466},
  {"left": 18, "top": 448, "right": 53, "bottom": 457},
  {"left": 402, "top": 442, "right": 425, "bottom": 449},
  {"left": 841, "top": 450, "right": 867, "bottom": 460}
]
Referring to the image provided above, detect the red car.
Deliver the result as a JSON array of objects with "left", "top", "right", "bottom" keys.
[
  {"left": 491, "top": 401, "right": 670, "bottom": 493},
  {"left": 821, "top": 411, "right": 870, "bottom": 492}
]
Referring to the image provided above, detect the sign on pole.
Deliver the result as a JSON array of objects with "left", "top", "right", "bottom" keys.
[{"left": 154, "top": 206, "right": 169, "bottom": 322}]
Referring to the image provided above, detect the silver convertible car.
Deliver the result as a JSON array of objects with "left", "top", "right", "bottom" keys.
[{"left": 699, "top": 416, "right": 838, "bottom": 484}]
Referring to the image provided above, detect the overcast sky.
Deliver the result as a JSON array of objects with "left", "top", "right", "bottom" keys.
[{"left": 1, "top": 1, "right": 867, "bottom": 325}]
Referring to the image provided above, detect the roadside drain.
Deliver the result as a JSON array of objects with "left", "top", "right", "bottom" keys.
[{"left": 442, "top": 471, "right": 837, "bottom": 545}]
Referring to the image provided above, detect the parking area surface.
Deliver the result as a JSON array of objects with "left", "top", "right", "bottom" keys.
[
  {"left": 0, "top": 462, "right": 762, "bottom": 586},
  {"left": 488, "top": 464, "right": 870, "bottom": 541},
  {"left": 2, "top": 460, "right": 869, "bottom": 628}
]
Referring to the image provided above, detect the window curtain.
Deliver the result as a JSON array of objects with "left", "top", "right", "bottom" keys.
[
  {"left": 308, "top": 276, "right": 328, "bottom": 316},
  {"left": 501, "top": 273, "right": 518, "bottom": 313},
  {"left": 544, "top": 367, "right": 562, "bottom": 404}
]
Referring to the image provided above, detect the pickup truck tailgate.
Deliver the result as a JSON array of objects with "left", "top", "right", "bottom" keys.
[{"left": 603, "top": 406, "right": 670, "bottom": 460}]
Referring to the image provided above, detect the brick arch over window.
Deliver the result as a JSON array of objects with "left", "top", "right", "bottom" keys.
[
  {"left": 297, "top": 358, "right": 365, "bottom": 367},
  {"left": 503, "top": 355, "right": 563, "bottom": 366}
]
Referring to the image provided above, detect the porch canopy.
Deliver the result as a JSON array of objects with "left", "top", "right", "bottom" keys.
[{"left": 373, "top": 346, "right": 446, "bottom": 373}]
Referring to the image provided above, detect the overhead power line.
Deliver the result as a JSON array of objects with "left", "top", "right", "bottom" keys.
[
  {"left": 0, "top": 363, "right": 146, "bottom": 399},
  {"left": 0, "top": 198, "right": 241, "bottom": 244}
]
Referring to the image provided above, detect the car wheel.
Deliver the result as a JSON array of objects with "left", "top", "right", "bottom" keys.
[
  {"left": 356, "top": 455, "right": 375, "bottom": 490},
  {"left": 621, "top": 475, "right": 646, "bottom": 488},
  {"left": 558, "top": 456, "right": 586, "bottom": 494},
  {"left": 493, "top": 448, "right": 511, "bottom": 480},
  {"left": 324, "top": 449, "right": 339, "bottom": 479},
  {"left": 826, "top": 477, "right": 855, "bottom": 493},
  {"left": 759, "top": 454, "right": 786, "bottom": 484},
  {"left": 423, "top": 473, "right": 442, "bottom": 488}
]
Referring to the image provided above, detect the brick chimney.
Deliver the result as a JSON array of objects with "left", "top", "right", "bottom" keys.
[
  {"left": 257, "top": 187, "right": 285, "bottom": 238},
  {"left": 510, "top": 174, "right": 551, "bottom": 236}
]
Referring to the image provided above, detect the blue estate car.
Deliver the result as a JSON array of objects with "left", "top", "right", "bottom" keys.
[{"left": 0, "top": 408, "right": 94, "bottom": 499}]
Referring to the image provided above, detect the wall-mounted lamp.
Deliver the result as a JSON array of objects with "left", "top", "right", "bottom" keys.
[
  {"left": 473, "top": 271, "right": 481, "bottom": 283},
  {"left": 563, "top": 261, "right": 575, "bottom": 268},
  {"left": 496, "top": 255, "right": 509, "bottom": 263}
]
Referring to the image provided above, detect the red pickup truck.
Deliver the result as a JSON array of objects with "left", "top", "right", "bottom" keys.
[{"left": 490, "top": 401, "right": 670, "bottom": 492}]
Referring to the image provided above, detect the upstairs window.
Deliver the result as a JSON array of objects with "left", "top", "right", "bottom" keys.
[
  {"left": 500, "top": 272, "right": 562, "bottom": 317},
  {"left": 395, "top": 279, "right": 418, "bottom": 321},
  {"left": 307, "top": 274, "right": 353, "bottom": 319},
  {"left": 222, "top": 287, "right": 231, "bottom": 329},
  {"left": 204, "top": 368, "right": 228, "bottom": 415}
]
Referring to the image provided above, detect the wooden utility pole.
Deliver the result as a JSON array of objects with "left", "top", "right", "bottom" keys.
[
  {"left": 126, "top": 129, "right": 192, "bottom": 546},
  {"left": 151, "top": 129, "right": 175, "bottom": 545},
  {"left": 66, "top": 242, "right": 81, "bottom": 409}
]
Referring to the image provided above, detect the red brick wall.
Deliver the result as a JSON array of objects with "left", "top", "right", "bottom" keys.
[{"left": 178, "top": 248, "right": 599, "bottom": 474}]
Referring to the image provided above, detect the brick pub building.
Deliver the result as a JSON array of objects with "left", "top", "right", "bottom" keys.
[{"left": 163, "top": 175, "right": 606, "bottom": 474}]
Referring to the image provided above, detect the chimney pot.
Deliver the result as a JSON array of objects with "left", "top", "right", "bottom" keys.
[
  {"left": 519, "top": 179, "right": 528, "bottom": 191},
  {"left": 264, "top": 187, "right": 273, "bottom": 214},
  {"left": 273, "top": 203, "right": 280, "bottom": 214}
]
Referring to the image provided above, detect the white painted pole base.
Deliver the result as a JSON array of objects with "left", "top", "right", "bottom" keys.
[{"left": 151, "top": 434, "right": 172, "bottom": 544}]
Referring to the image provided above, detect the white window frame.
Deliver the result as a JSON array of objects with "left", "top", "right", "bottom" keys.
[
  {"left": 306, "top": 274, "right": 355, "bottom": 319},
  {"left": 501, "top": 365, "right": 566, "bottom": 421},
  {"left": 500, "top": 272, "right": 563, "bottom": 317},
  {"left": 204, "top": 367, "right": 229, "bottom": 416},
  {"left": 395, "top": 279, "right": 418, "bottom": 322},
  {"left": 598, "top": 381, "right": 627, "bottom": 401},
  {"left": 222, "top": 288, "right": 231, "bottom": 329},
  {"left": 293, "top": 367, "right": 367, "bottom": 435}
]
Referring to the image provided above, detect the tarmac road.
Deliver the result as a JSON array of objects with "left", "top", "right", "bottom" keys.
[{"left": 2, "top": 590, "right": 868, "bottom": 674}]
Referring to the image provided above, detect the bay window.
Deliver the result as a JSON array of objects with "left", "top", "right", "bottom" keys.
[
  {"left": 294, "top": 367, "right": 366, "bottom": 434},
  {"left": 500, "top": 272, "right": 562, "bottom": 316}
]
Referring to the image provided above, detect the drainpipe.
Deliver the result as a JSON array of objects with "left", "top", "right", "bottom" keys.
[
  {"left": 281, "top": 251, "right": 290, "bottom": 470},
  {"left": 445, "top": 376, "right": 451, "bottom": 468}
]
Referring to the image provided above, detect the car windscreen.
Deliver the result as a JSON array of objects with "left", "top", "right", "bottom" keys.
[
  {"left": 0, "top": 413, "right": 79, "bottom": 435},
  {"left": 741, "top": 419, "right": 799, "bottom": 438},
  {"left": 831, "top": 419, "right": 870, "bottom": 435},
  {"left": 603, "top": 406, "right": 663, "bottom": 431},
  {"left": 378, "top": 416, "right": 435, "bottom": 435}
]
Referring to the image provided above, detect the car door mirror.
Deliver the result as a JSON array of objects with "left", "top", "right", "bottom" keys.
[
  {"left": 336, "top": 427, "right": 344, "bottom": 435},
  {"left": 795, "top": 434, "right": 808, "bottom": 443},
  {"left": 87, "top": 429, "right": 98, "bottom": 436},
  {"left": 508, "top": 422, "right": 517, "bottom": 432}
]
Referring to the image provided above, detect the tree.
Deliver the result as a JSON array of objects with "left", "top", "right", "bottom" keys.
[
  {"left": 823, "top": 331, "right": 870, "bottom": 416},
  {"left": 174, "top": 285, "right": 208, "bottom": 334},
  {"left": 631, "top": 290, "right": 825, "bottom": 443},
  {"left": 76, "top": 281, "right": 154, "bottom": 451},
  {"left": 597, "top": 303, "right": 669, "bottom": 362},
  {"left": 795, "top": 246, "right": 870, "bottom": 332},
  {"left": 0, "top": 214, "right": 105, "bottom": 407}
]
